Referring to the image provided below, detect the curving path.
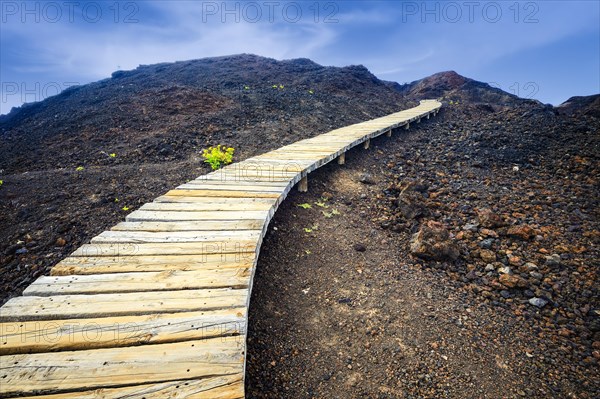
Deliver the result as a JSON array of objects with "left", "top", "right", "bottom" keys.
[{"left": 0, "top": 100, "right": 441, "bottom": 398}]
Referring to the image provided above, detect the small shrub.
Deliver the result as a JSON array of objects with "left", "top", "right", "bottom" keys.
[{"left": 202, "top": 145, "right": 235, "bottom": 170}]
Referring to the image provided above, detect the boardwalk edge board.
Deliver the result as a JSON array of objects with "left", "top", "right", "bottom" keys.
[{"left": 0, "top": 100, "right": 441, "bottom": 397}]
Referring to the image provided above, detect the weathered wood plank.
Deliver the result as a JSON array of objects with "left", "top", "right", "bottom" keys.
[
  {"left": 0, "top": 288, "right": 248, "bottom": 321},
  {"left": 126, "top": 209, "right": 270, "bottom": 222},
  {"left": 189, "top": 176, "right": 292, "bottom": 186},
  {"left": 177, "top": 183, "right": 286, "bottom": 192},
  {"left": 164, "top": 189, "right": 281, "bottom": 198},
  {"left": 24, "top": 269, "right": 252, "bottom": 296},
  {"left": 0, "top": 307, "right": 246, "bottom": 355},
  {"left": 52, "top": 254, "right": 254, "bottom": 276},
  {"left": 111, "top": 220, "right": 265, "bottom": 231},
  {"left": 91, "top": 230, "right": 261, "bottom": 243},
  {"left": 71, "top": 242, "right": 258, "bottom": 257},
  {"left": 0, "top": 337, "right": 244, "bottom": 396},
  {"left": 10, "top": 375, "right": 244, "bottom": 399}
]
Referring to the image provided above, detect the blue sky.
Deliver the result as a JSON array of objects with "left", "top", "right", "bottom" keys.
[{"left": 1, "top": 1, "right": 598, "bottom": 114}]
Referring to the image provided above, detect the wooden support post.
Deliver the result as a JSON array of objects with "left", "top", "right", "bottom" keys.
[
  {"left": 337, "top": 152, "right": 346, "bottom": 165},
  {"left": 298, "top": 176, "right": 308, "bottom": 192},
  {"left": 427, "top": 113, "right": 430, "bottom": 119},
  {"left": 405, "top": 123, "right": 410, "bottom": 130},
  {"left": 386, "top": 130, "right": 392, "bottom": 137},
  {"left": 363, "top": 139, "right": 370, "bottom": 149}
]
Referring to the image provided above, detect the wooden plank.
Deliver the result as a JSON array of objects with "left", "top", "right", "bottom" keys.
[
  {"left": 163, "top": 189, "right": 281, "bottom": 198},
  {"left": 196, "top": 172, "right": 297, "bottom": 182},
  {"left": 52, "top": 254, "right": 255, "bottom": 275},
  {"left": 0, "top": 288, "right": 248, "bottom": 321},
  {"left": 153, "top": 195, "right": 275, "bottom": 203},
  {"left": 177, "top": 183, "right": 286, "bottom": 192},
  {"left": 190, "top": 176, "right": 293, "bottom": 186},
  {"left": 125, "top": 209, "right": 270, "bottom": 222},
  {"left": 91, "top": 230, "right": 261, "bottom": 243},
  {"left": 0, "top": 307, "right": 245, "bottom": 354},
  {"left": 24, "top": 269, "right": 252, "bottom": 296},
  {"left": 0, "top": 336, "right": 244, "bottom": 396},
  {"left": 111, "top": 220, "right": 265, "bottom": 231},
  {"left": 71, "top": 242, "right": 258, "bottom": 257},
  {"left": 11, "top": 375, "right": 244, "bottom": 399}
]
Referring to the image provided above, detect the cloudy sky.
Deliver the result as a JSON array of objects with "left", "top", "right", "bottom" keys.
[{"left": 1, "top": 1, "right": 598, "bottom": 113}]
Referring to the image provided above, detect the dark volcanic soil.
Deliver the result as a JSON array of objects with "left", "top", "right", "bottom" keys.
[
  {"left": 246, "top": 104, "right": 599, "bottom": 398},
  {"left": 1, "top": 55, "right": 599, "bottom": 398}
]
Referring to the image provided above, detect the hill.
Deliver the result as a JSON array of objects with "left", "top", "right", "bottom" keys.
[{"left": 0, "top": 54, "right": 598, "bottom": 398}]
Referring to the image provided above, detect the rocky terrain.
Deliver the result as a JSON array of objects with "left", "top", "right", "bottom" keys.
[
  {"left": 0, "top": 54, "right": 598, "bottom": 398},
  {"left": 247, "top": 100, "right": 599, "bottom": 398}
]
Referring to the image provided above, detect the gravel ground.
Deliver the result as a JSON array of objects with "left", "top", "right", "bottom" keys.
[{"left": 246, "top": 103, "right": 599, "bottom": 398}]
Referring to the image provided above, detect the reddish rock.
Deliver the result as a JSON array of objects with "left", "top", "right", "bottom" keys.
[
  {"left": 499, "top": 273, "right": 529, "bottom": 289},
  {"left": 477, "top": 208, "right": 506, "bottom": 228},
  {"left": 410, "top": 221, "right": 460, "bottom": 261},
  {"left": 479, "top": 249, "right": 496, "bottom": 263},
  {"left": 480, "top": 228, "right": 499, "bottom": 238},
  {"left": 507, "top": 225, "right": 536, "bottom": 240}
]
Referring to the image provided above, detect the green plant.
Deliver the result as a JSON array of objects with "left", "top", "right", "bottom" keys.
[
  {"left": 314, "top": 200, "right": 328, "bottom": 208},
  {"left": 297, "top": 203, "right": 312, "bottom": 209},
  {"left": 75, "top": 166, "right": 84, "bottom": 171},
  {"left": 122, "top": 205, "right": 130, "bottom": 211},
  {"left": 303, "top": 224, "right": 319, "bottom": 233},
  {"left": 202, "top": 145, "right": 235, "bottom": 170},
  {"left": 109, "top": 153, "right": 117, "bottom": 158},
  {"left": 0, "top": 180, "right": 3, "bottom": 187}
]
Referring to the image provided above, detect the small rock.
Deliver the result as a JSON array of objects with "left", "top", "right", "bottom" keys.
[
  {"left": 545, "top": 254, "right": 561, "bottom": 267},
  {"left": 480, "top": 228, "right": 499, "bottom": 238},
  {"left": 477, "top": 208, "right": 505, "bottom": 228},
  {"left": 529, "top": 271, "right": 543, "bottom": 280},
  {"left": 500, "top": 290, "right": 512, "bottom": 299},
  {"left": 15, "top": 248, "right": 28, "bottom": 255},
  {"left": 508, "top": 256, "right": 522, "bottom": 266},
  {"left": 523, "top": 262, "right": 538, "bottom": 270},
  {"left": 359, "top": 173, "right": 375, "bottom": 184},
  {"left": 499, "top": 273, "right": 529, "bottom": 288},
  {"left": 353, "top": 243, "right": 366, "bottom": 252},
  {"left": 410, "top": 221, "right": 460, "bottom": 261},
  {"left": 506, "top": 225, "right": 535, "bottom": 240},
  {"left": 529, "top": 297, "right": 548, "bottom": 308},
  {"left": 479, "top": 238, "right": 494, "bottom": 249},
  {"left": 463, "top": 223, "right": 479, "bottom": 232},
  {"left": 55, "top": 237, "right": 67, "bottom": 247},
  {"left": 479, "top": 249, "right": 496, "bottom": 263},
  {"left": 498, "top": 266, "right": 511, "bottom": 274},
  {"left": 484, "top": 264, "right": 495, "bottom": 272},
  {"left": 396, "top": 191, "right": 427, "bottom": 220}
]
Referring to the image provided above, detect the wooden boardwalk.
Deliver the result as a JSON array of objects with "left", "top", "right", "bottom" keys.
[{"left": 0, "top": 100, "right": 441, "bottom": 398}]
